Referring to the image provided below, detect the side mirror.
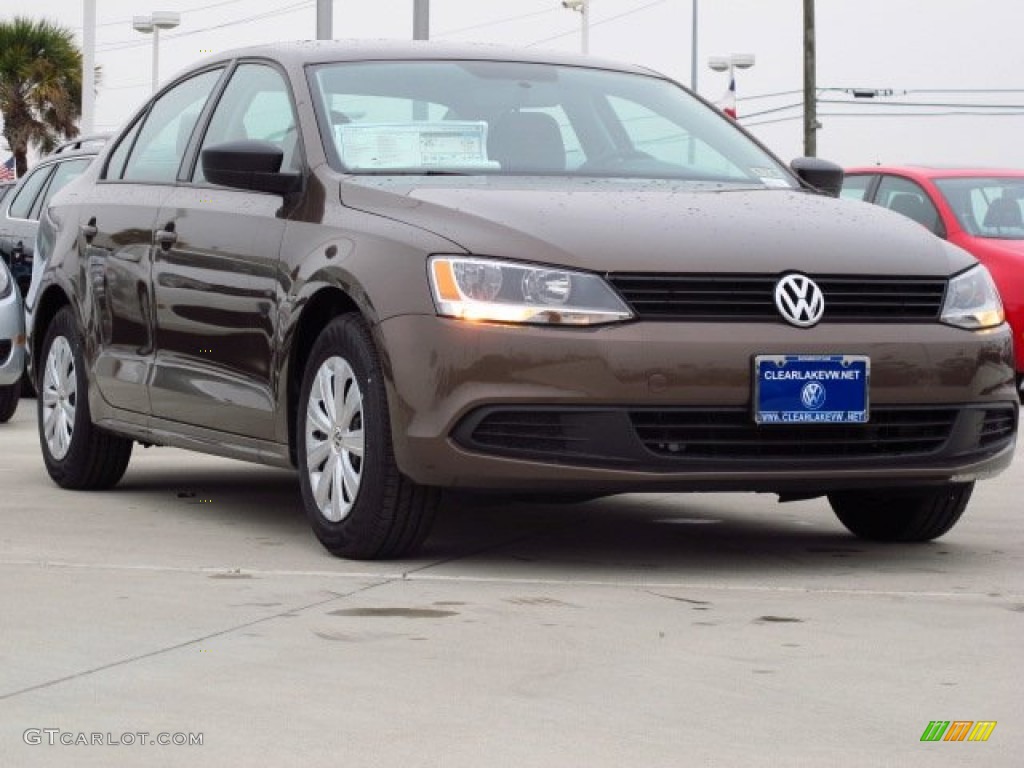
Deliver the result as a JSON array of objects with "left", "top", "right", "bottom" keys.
[
  {"left": 790, "top": 157, "right": 844, "bottom": 198},
  {"left": 201, "top": 140, "right": 301, "bottom": 196}
]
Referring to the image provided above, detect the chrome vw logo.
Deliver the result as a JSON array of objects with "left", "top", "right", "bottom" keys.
[
  {"left": 775, "top": 274, "right": 825, "bottom": 327},
  {"left": 800, "top": 381, "right": 827, "bottom": 410}
]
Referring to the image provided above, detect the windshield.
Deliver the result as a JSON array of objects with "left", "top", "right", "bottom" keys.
[
  {"left": 308, "top": 60, "right": 795, "bottom": 186},
  {"left": 934, "top": 177, "right": 1024, "bottom": 240}
]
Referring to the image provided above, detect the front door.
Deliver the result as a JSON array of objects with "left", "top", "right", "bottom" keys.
[{"left": 148, "top": 62, "right": 300, "bottom": 439}]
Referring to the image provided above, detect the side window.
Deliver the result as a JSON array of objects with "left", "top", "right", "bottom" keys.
[
  {"left": 194, "top": 64, "right": 299, "bottom": 183},
  {"left": 30, "top": 158, "right": 92, "bottom": 221},
  {"left": 875, "top": 176, "right": 943, "bottom": 236},
  {"left": 840, "top": 174, "right": 874, "bottom": 201},
  {"left": 7, "top": 165, "right": 55, "bottom": 220},
  {"left": 105, "top": 118, "right": 143, "bottom": 180},
  {"left": 121, "top": 68, "right": 224, "bottom": 183}
]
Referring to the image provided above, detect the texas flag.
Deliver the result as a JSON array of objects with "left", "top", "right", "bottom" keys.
[
  {"left": 717, "top": 76, "right": 737, "bottom": 120},
  {"left": 0, "top": 155, "right": 14, "bottom": 181}
]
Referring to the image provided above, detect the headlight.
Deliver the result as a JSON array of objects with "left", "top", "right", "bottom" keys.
[
  {"left": 429, "top": 256, "right": 632, "bottom": 326},
  {"left": 941, "top": 265, "right": 1004, "bottom": 330}
]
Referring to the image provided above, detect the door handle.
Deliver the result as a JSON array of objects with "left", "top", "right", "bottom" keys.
[
  {"left": 81, "top": 217, "right": 98, "bottom": 242},
  {"left": 155, "top": 222, "right": 177, "bottom": 249}
]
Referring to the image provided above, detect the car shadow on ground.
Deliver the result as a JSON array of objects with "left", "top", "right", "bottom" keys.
[{"left": 107, "top": 461, "right": 968, "bottom": 577}]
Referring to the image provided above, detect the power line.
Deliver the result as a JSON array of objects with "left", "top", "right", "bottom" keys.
[
  {"left": 436, "top": 7, "right": 562, "bottom": 38},
  {"left": 96, "top": 1, "right": 314, "bottom": 52},
  {"left": 526, "top": 0, "right": 670, "bottom": 48},
  {"left": 745, "top": 111, "right": 1024, "bottom": 128}
]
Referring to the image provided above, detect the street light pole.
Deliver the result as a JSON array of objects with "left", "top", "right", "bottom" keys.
[
  {"left": 690, "top": 0, "right": 698, "bottom": 92},
  {"left": 82, "top": 0, "right": 95, "bottom": 134},
  {"left": 132, "top": 11, "right": 180, "bottom": 94},
  {"left": 561, "top": 0, "right": 589, "bottom": 55},
  {"left": 413, "top": 0, "right": 430, "bottom": 40},
  {"left": 316, "top": 0, "right": 332, "bottom": 40}
]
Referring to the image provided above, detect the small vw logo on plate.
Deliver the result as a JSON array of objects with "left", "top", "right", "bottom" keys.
[
  {"left": 800, "top": 381, "right": 827, "bottom": 410},
  {"left": 775, "top": 274, "right": 825, "bottom": 327}
]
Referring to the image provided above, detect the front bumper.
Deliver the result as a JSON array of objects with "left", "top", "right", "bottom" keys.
[
  {"left": 0, "top": 284, "right": 26, "bottom": 387},
  {"left": 377, "top": 315, "right": 1018, "bottom": 491}
]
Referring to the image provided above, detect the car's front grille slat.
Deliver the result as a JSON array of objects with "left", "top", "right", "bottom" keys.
[{"left": 608, "top": 273, "right": 947, "bottom": 322}]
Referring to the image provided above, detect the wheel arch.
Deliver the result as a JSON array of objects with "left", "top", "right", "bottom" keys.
[
  {"left": 30, "top": 285, "right": 73, "bottom": 389},
  {"left": 286, "top": 285, "right": 368, "bottom": 466}
]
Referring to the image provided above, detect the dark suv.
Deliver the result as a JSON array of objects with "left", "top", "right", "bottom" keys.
[{"left": 26, "top": 42, "right": 1018, "bottom": 560}]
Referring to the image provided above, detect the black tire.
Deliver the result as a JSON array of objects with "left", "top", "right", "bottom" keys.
[
  {"left": 828, "top": 483, "right": 974, "bottom": 542},
  {"left": 0, "top": 383, "right": 18, "bottom": 423},
  {"left": 37, "top": 307, "right": 132, "bottom": 489},
  {"left": 297, "top": 313, "right": 438, "bottom": 560}
]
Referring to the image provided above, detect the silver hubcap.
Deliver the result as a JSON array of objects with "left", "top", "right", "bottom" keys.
[
  {"left": 305, "top": 356, "right": 365, "bottom": 523},
  {"left": 42, "top": 337, "right": 77, "bottom": 460}
]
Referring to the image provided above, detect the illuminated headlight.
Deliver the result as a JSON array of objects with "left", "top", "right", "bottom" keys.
[
  {"left": 940, "top": 265, "right": 1004, "bottom": 330},
  {"left": 428, "top": 256, "right": 632, "bottom": 326}
]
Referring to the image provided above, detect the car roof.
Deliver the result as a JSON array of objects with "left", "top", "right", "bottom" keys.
[
  {"left": 846, "top": 165, "right": 1024, "bottom": 180},
  {"left": 51, "top": 133, "right": 110, "bottom": 155},
  {"left": 184, "top": 39, "right": 656, "bottom": 78}
]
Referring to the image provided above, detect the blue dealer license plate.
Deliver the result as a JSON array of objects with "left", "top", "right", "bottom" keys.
[{"left": 754, "top": 355, "right": 869, "bottom": 425}]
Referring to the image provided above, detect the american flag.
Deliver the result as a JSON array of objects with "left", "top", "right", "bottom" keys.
[
  {"left": 717, "top": 76, "right": 738, "bottom": 120},
  {"left": 0, "top": 155, "right": 15, "bottom": 181}
]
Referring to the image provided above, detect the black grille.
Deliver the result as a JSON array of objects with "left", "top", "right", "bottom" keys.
[
  {"left": 468, "top": 411, "right": 584, "bottom": 456},
  {"left": 607, "top": 274, "right": 947, "bottom": 322},
  {"left": 980, "top": 407, "right": 1017, "bottom": 447},
  {"left": 631, "top": 407, "right": 958, "bottom": 459}
]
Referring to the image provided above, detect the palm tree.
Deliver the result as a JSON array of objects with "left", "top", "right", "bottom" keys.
[{"left": 0, "top": 17, "right": 82, "bottom": 178}]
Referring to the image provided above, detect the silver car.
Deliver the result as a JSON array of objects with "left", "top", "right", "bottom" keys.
[{"left": 0, "top": 259, "right": 25, "bottom": 422}]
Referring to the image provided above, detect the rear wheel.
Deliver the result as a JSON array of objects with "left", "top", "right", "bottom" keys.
[
  {"left": 38, "top": 307, "right": 133, "bottom": 489},
  {"left": 828, "top": 483, "right": 974, "bottom": 542},
  {"left": 0, "top": 383, "right": 18, "bottom": 423},
  {"left": 297, "top": 313, "right": 438, "bottom": 559}
]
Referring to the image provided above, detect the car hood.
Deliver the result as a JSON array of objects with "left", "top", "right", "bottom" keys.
[{"left": 340, "top": 177, "right": 974, "bottom": 276}]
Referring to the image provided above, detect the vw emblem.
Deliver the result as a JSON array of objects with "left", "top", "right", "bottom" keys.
[
  {"left": 775, "top": 274, "right": 825, "bottom": 327},
  {"left": 800, "top": 381, "right": 827, "bottom": 410}
]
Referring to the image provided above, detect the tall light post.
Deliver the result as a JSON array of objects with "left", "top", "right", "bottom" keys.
[
  {"left": 413, "top": 0, "right": 429, "bottom": 40},
  {"left": 82, "top": 0, "right": 96, "bottom": 134},
  {"left": 316, "top": 0, "right": 332, "bottom": 40},
  {"left": 561, "top": 0, "right": 589, "bottom": 55},
  {"left": 707, "top": 53, "right": 755, "bottom": 118},
  {"left": 690, "top": 0, "right": 698, "bottom": 92},
  {"left": 132, "top": 11, "right": 180, "bottom": 94}
]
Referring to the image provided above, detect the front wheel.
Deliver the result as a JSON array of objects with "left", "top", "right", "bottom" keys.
[
  {"left": 297, "top": 313, "right": 438, "bottom": 560},
  {"left": 828, "top": 483, "right": 974, "bottom": 542},
  {"left": 38, "top": 307, "right": 133, "bottom": 489}
]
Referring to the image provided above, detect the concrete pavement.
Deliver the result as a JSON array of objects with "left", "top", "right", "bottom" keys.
[{"left": 1, "top": 398, "right": 1021, "bottom": 766}]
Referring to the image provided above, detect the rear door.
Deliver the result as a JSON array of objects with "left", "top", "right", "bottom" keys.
[
  {"left": 85, "top": 67, "right": 225, "bottom": 414},
  {"left": 149, "top": 61, "right": 299, "bottom": 439}
]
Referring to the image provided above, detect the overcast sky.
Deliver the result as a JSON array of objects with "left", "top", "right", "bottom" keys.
[{"left": 3, "top": 0, "right": 1023, "bottom": 168}]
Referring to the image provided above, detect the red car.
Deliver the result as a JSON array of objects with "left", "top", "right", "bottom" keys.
[{"left": 843, "top": 166, "right": 1024, "bottom": 396}]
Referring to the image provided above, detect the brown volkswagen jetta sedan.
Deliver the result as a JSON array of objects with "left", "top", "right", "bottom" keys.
[{"left": 27, "top": 42, "right": 1017, "bottom": 559}]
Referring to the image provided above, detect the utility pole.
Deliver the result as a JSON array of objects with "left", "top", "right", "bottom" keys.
[
  {"left": 82, "top": 0, "right": 96, "bottom": 135},
  {"left": 413, "top": 0, "right": 429, "bottom": 40},
  {"left": 316, "top": 0, "right": 332, "bottom": 40},
  {"left": 803, "top": 0, "right": 816, "bottom": 156},
  {"left": 690, "top": 0, "right": 698, "bottom": 92}
]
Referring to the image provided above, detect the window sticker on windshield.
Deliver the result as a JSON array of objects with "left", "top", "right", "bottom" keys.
[
  {"left": 336, "top": 121, "right": 500, "bottom": 170},
  {"left": 751, "top": 166, "right": 790, "bottom": 188}
]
